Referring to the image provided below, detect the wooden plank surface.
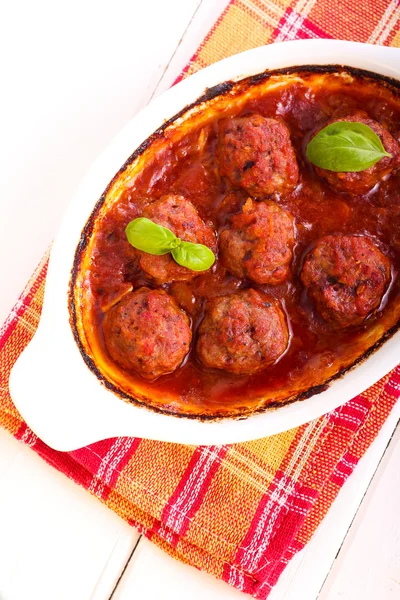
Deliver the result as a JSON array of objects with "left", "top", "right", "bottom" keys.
[
  {"left": 321, "top": 422, "right": 400, "bottom": 600},
  {"left": 0, "top": 429, "right": 138, "bottom": 600}
]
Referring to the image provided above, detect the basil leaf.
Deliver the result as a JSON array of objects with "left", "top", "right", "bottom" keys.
[
  {"left": 125, "top": 217, "right": 215, "bottom": 272},
  {"left": 171, "top": 241, "right": 215, "bottom": 272},
  {"left": 125, "top": 218, "right": 178, "bottom": 255},
  {"left": 306, "top": 121, "right": 392, "bottom": 172}
]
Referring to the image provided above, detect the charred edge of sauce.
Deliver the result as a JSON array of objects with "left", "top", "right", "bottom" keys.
[
  {"left": 200, "top": 81, "right": 236, "bottom": 101},
  {"left": 245, "top": 64, "right": 400, "bottom": 97},
  {"left": 68, "top": 64, "right": 400, "bottom": 421}
]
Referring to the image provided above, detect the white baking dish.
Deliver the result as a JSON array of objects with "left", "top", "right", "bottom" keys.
[{"left": 9, "top": 40, "right": 400, "bottom": 451}]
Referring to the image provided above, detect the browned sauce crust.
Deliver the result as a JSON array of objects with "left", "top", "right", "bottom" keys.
[{"left": 70, "top": 67, "right": 400, "bottom": 418}]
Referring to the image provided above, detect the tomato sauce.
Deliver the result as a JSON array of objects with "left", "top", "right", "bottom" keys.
[{"left": 76, "top": 70, "right": 400, "bottom": 417}]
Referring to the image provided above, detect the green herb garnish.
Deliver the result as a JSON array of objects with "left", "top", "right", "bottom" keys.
[
  {"left": 125, "top": 217, "right": 215, "bottom": 272},
  {"left": 306, "top": 121, "right": 392, "bottom": 172}
]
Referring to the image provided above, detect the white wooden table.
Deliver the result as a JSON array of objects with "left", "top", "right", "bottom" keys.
[{"left": 0, "top": 2, "right": 399, "bottom": 598}]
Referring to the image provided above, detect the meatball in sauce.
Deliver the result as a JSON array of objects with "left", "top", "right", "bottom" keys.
[
  {"left": 301, "top": 235, "right": 391, "bottom": 328},
  {"left": 313, "top": 110, "right": 400, "bottom": 195},
  {"left": 220, "top": 198, "right": 295, "bottom": 284},
  {"left": 217, "top": 115, "right": 299, "bottom": 197},
  {"left": 103, "top": 287, "right": 191, "bottom": 379},
  {"left": 138, "top": 194, "right": 217, "bottom": 284},
  {"left": 196, "top": 289, "right": 289, "bottom": 375}
]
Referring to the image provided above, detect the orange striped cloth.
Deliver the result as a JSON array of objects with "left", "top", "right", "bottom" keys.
[{"left": 1, "top": 2, "right": 400, "bottom": 598}]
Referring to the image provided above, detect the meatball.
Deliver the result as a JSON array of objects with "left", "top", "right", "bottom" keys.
[
  {"left": 312, "top": 111, "right": 400, "bottom": 195},
  {"left": 301, "top": 235, "right": 391, "bottom": 327},
  {"left": 217, "top": 114, "right": 299, "bottom": 197},
  {"left": 196, "top": 289, "right": 289, "bottom": 375},
  {"left": 219, "top": 198, "right": 295, "bottom": 284},
  {"left": 138, "top": 194, "right": 217, "bottom": 283},
  {"left": 102, "top": 287, "right": 192, "bottom": 379}
]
